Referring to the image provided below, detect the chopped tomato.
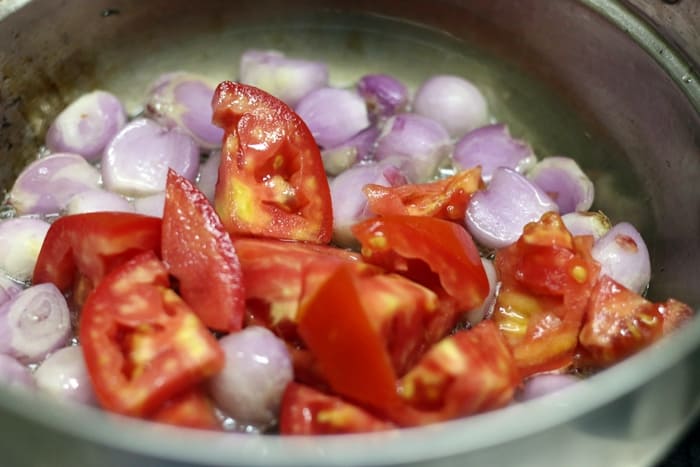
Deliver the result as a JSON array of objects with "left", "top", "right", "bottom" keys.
[
  {"left": 391, "top": 320, "right": 519, "bottom": 427},
  {"left": 576, "top": 275, "right": 694, "bottom": 368},
  {"left": 162, "top": 169, "right": 245, "bottom": 332},
  {"left": 212, "top": 81, "right": 333, "bottom": 243},
  {"left": 492, "top": 212, "right": 600, "bottom": 377},
  {"left": 297, "top": 264, "right": 399, "bottom": 411},
  {"left": 32, "top": 212, "right": 161, "bottom": 293},
  {"left": 364, "top": 167, "right": 483, "bottom": 221},
  {"left": 150, "top": 388, "right": 221, "bottom": 430},
  {"left": 279, "top": 383, "right": 395, "bottom": 435},
  {"left": 80, "top": 251, "right": 224, "bottom": 417},
  {"left": 234, "top": 238, "right": 373, "bottom": 345},
  {"left": 352, "top": 215, "right": 489, "bottom": 313}
]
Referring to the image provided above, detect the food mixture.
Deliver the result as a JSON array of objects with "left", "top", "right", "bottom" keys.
[{"left": 0, "top": 49, "right": 693, "bottom": 434}]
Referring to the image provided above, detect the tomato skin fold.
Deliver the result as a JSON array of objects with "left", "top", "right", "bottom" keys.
[
  {"left": 162, "top": 169, "right": 245, "bottom": 332},
  {"left": 32, "top": 212, "right": 162, "bottom": 292},
  {"left": 212, "top": 81, "right": 333, "bottom": 243},
  {"left": 80, "top": 251, "right": 224, "bottom": 417},
  {"left": 352, "top": 215, "right": 489, "bottom": 313}
]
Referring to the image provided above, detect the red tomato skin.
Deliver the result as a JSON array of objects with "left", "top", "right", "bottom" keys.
[
  {"left": 33, "top": 212, "right": 162, "bottom": 292},
  {"left": 364, "top": 167, "right": 483, "bottom": 221},
  {"left": 162, "top": 169, "right": 245, "bottom": 332},
  {"left": 390, "top": 320, "right": 519, "bottom": 427},
  {"left": 352, "top": 215, "right": 489, "bottom": 313},
  {"left": 212, "top": 81, "right": 333, "bottom": 244},
  {"left": 150, "top": 387, "right": 221, "bottom": 430},
  {"left": 297, "top": 264, "right": 399, "bottom": 411},
  {"left": 493, "top": 212, "right": 600, "bottom": 378},
  {"left": 279, "top": 383, "right": 395, "bottom": 435},
  {"left": 576, "top": 275, "right": 694, "bottom": 368},
  {"left": 80, "top": 251, "right": 224, "bottom": 417}
]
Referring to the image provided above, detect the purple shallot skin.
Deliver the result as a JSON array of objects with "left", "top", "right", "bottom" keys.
[
  {"left": 357, "top": 74, "right": 409, "bottom": 121},
  {"left": 528, "top": 156, "right": 594, "bottom": 214},
  {"left": 591, "top": 222, "right": 651, "bottom": 294},
  {"left": 45, "top": 90, "right": 127, "bottom": 162},
  {"left": 465, "top": 167, "right": 559, "bottom": 250},
  {"left": 452, "top": 124, "right": 537, "bottom": 182},
  {"left": 102, "top": 118, "right": 200, "bottom": 197},
  {"left": 0, "top": 283, "right": 71, "bottom": 365},
  {"left": 9, "top": 153, "right": 101, "bottom": 215},
  {"left": 0, "top": 354, "right": 35, "bottom": 391},
  {"left": 321, "top": 126, "right": 380, "bottom": 175}
]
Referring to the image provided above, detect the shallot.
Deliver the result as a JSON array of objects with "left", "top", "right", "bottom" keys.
[
  {"left": 0, "top": 354, "right": 35, "bottom": 390},
  {"left": 516, "top": 374, "right": 580, "bottom": 402},
  {"left": 0, "top": 283, "right": 71, "bottom": 364},
  {"left": 45, "top": 90, "right": 126, "bottom": 162},
  {"left": 463, "top": 258, "right": 499, "bottom": 325},
  {"left": 591, "top": 222, "right": 651, "bottom": 294},
  {"left": 0, "top": 218, "right": 50, "bottom": 282},
  {"left": 64, "top": 188, "right": 134, "bottom": 215},
  {"left": 562, "top": 211, "right": 611, "bottom": 240},
  {"left": 357, "top": 74, "right": 409, "bottom": 121},
  {"left": 528, "top": 156, "right": 594, "bottom": 214},
  {"left": 33, "top": 345, "right": 96, "bottom": 405},
  {"left": 9, "top": 153, "right": 101, "bottom": 215},
  {"left": 102, "top": 118, "right": 200, "bottom": 196},
  {"left": 321, "top": 126, "right": 379, "bottom": 175}
]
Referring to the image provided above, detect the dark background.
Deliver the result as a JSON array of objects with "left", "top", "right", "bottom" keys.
[{"left": 659, "top": 418, "right": 700, "bottom": 466}]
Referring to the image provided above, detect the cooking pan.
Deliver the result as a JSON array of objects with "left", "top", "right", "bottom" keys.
[{"left": 0, "top": 0, "right": 698, "bottom": 466}]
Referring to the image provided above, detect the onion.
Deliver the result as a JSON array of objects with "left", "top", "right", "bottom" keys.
[
  {"left": 356, "top": 74, "right": 409, "bottom": 121},
  {"left": 132, "top": 192, "right": 166, "bottom": 218},
  {"left": 465, "top": 167, "right": 559, "bottom": 249},
  {"left": 528, "top": 156, "right": 594, "bottom": 214},
  {"left": 516, "top": 373, "right": 579, "bottom": 402},
  {"left": 0, "top": 276, "right": 22, "bottom": 308},
  {"left": 462, "top": 258, "right": 499, "bottom": 325},
  {"left": 0, "top": 218, "right": 50, "bottom": 282},
  {"left": 33, "top": 345, "right": 96, "bottom": 405},
  {"left": 0, "top": 283, "right": 71, "bottom": 364},
  {"left": 0, "top": 354, "right": 35, "bottom": 391},
  {"left": 452, "top": 124, "right": 537, "bottom": 182},
  {"left": 591, "top": 222, "right": 651, "bottom": 294},
  {"left": 145, "top": 71, "right": 224, "bottom": 150},
  {"left": 64, "top": 188, "right": 134, "bottom": 215},
  {"left": 412, "top": 74, "right": 489, "bottom": 138},
  {"left": 9, "top": 153, "right": 102, "bottom": 215},
  {"left": 374, "top": 113, "right": 451, "bottom": 182},
  {"left": 209, "top": 326, "right": 293, "bottom": 428},
  {"left": 321, "top": 126, "right": 380, "bottom": 176},
  {"left": 102, "top": 118, "right": 200, "bottom": 196},
  {"left": 295, "top": 87, "right": 370, "bottom": 148},
  {"left": 330, "top": 162, "right": 407, "bottom": 247},
  {"left": 561, "top": 211, "right": 611, "bottom": 240},
  {"left": 239, "top": 49, "right": 329, "bottom": 107},
  {"left": 45, "top": 90, "right": 127, "bottom": 162}
]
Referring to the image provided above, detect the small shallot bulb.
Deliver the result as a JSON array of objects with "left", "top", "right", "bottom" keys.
[
  {"left": 64, "top": 188, "right": 135, "bottom": 215},
  {"left": 34, "top": 345, "right": 96, "bottom": 405},
  {"left": 0, "top": 218, "right": 50, "bottom": 282},
  {"left": 528, "top": 156, "right": 595, "bottom": 214},
  {"left": 591, "top": 222, "right": 651, "bottom": 294},
  {"left": 516, "top": 374, "right": 579, "bottom": 402},
  {"left": 45, "top": 90, "right": 127, "bottom": 162},
  {"left": 356, "top": 74, "right": 409, "bottom": 121},
  {"left": 0, "top": 354, "right": 35, "bottom": 391},
  {"left": 412, "top": 75, "right": 489, "bottom": 138},
  {"left": 209, "top": 326, "right": 293, "bottom": 428}
]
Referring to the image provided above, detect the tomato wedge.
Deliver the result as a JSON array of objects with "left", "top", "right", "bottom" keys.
[
  {"left": 234, "top": 238, "right": 372, "bottom": 344},
  {"left": 352, "top": 215, "right": 489, "bottom": 312},
  {"left": 492, "top": 212, "right": 600, "bottom": 377},
  {"left": 297, "top": 264, "right": 399, "bottom": 411},
  {"left": 279, "top": 383, "right": 395, "bottom": 435},
  {"left": 33, "top": 212, "right": 161, "bottom": 293},
  {"left": 80, "top": 251, "right": 224, "bottom": 417},
  {"left": 212, "top": 81, "right": 333, "bottom": 243},
  {"left": 150, "top": 388, "right": 221, "bottom": 430},
  {"left": 391, "top": 320, "right": 519, "bottom": 427},
  {"left": 162, "top": 169, "right": 245, "bottom": 332},
  {"left": 364, "top": 167, "right": 483, "bottom": 221},
  {"left": 576, "top": 275, "right": 694, "bottom": 368}
]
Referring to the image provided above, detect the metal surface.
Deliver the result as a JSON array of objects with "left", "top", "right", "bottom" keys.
[{"left": 0, "top": 1, "right": 698, "bottom": 466}]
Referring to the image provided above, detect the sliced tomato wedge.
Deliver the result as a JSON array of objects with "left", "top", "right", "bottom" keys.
[
  {"left": 32, "top": 212, "right": 161, "bottom": 293},
  {"left": 80, "top": 251, "right": 224, "bottom": 417},
  {"left": 352, "top": 215, "right": 489, "bottom": 313},
  {"left": 391, "top": 320, "right": 519, "bottom": 427},
  {"left": 492, "top": 212, "right": 600, "bottom": 377},
  {"left": 162, "top": 169, "right": 245, "bottom": 332},
  {"left": 364, "top": 167, "right": 483, "bottom": 221},
  {"left": 297, "top": 264, "right": 399, "bottom": 411},
  {"left": 279, "top": 383, "right": 395, "bottom": 435},
  {"left": 150, "top": 388, "right": 221, "bottom": 430},
  {"left": 234, "top": 238, "right": 372, "bottom": 345},
  {"left": 212, "top": 81, "right": 333, "bottom": 243},
  {"left": 576, "top": 275, "right": 694, "bottom": 368}
]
